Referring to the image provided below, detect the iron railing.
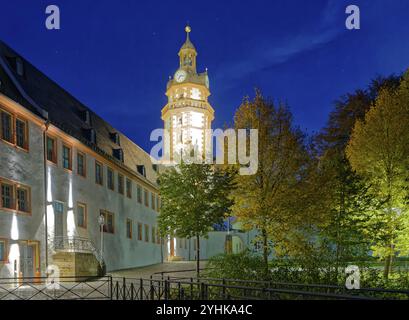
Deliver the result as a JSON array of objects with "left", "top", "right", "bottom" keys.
[
  {"left": 49, "top": 236, "right": 104, "bottom": 266},
  {"left": 0, "top": 276, "right": 111, "bottom": 300},
  {"left": 1, "top": 275, "right": 408, "bottom": 300}
]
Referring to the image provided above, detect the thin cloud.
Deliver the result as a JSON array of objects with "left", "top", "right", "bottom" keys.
[{"left": 215, "top": 0, "right": 346, "bottom": 88}]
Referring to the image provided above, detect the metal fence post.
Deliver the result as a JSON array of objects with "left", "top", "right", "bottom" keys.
[
  {"left": 150, "top": 279, "right": 155, "bottom": 300},
  {"left": 123, "top": 277, "right": 126, "bottom": 300},
  {"left": 110, "top": 276, "right": 113, "bottom": 300},
  {"left": 178, "top": 282, "right": 182, "bottom": 300},
  {"left": 140, "top": 278, "right": 144, "bottom": 300},
  {"left": 164, "top": 279, "right": 169, "bottom": 300},
  {"left": 130, "top": 283, "right": 134, "bottom": 300}
]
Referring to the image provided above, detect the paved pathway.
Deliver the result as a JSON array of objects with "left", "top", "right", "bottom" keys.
[{"left": 108, "top": 261, "right": 208, "bottom": 280}]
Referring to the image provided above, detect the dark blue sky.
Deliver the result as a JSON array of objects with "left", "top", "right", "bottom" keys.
[{"left": 1, "top": 0, "right": 409, "bottom": 151}]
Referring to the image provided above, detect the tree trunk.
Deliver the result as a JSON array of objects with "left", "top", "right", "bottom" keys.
[
  {"left": 196, "top": 235, "right": 200, "bottom": 278},
  {"left": 383, "top": 244, "right": 394, "bottom": 279},
  {"left": 262, "top": 228, "right": 269, "bottom": 278}
]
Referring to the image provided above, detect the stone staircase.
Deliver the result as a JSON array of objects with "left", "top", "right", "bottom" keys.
[{"left": 48, "top": 236, "right": 105, "bottom": 278}]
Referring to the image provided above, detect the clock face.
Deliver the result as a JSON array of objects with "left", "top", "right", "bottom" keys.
[{"left": 174, "top": 69, "right": 187, "bottom": 83}]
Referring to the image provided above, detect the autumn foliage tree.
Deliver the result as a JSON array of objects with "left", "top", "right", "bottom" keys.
[
  {"left": 232, "top": 91, "right": 322, "bottom": 274},
  {"left": 347, "top": 70, "right": 409, "bottom": 278}
]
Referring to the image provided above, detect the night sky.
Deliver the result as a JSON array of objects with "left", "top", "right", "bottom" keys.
[{"left": 1, "top": 0, "right": 409, "bottom": 152}]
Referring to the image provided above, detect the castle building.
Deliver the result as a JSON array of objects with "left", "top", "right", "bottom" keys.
[{"left": 0, "top": 27, "right": 248, "bottom": 279}]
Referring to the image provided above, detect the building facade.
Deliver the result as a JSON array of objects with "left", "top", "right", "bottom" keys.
[{"left": 0, "top": 27, "right": 249, "bottom": 279}]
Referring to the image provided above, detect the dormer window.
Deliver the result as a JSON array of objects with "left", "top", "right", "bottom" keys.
[
  {"left": 83, "top": 128, "right": 96, "bottom": 144},
  {"left": 16, "top": 57, "right": 24, "bottom": 76},
  {"left": 110, "top": 132, "right": 120, "bottom": 145},
  {"left": 79, "top": 110, "right": 91, "bottom": 125},
  {"left": 136, "top": 165, "right": 146, "bottom": 177},
  {"left": 113, "top": 148, "right": 124, "bottom": 162}
]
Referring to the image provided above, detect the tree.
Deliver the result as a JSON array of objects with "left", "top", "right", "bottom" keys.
[
  {"left": 232, "top": 90, "right": 318, "bottom": 275},
  {"left": 346, "top": 70, "right": 409, "bottom": 278},
  {"left": 158, "top": 162, "right": 235, "bottom": 277},
  {"left": 313, "top": 76, "right": 401, "bottom": 281}
]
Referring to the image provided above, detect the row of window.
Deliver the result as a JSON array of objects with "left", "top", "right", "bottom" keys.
[
  {"left": 74, "top": 204, "right": 161, "bottom": 244},
  {"left": 46, "top": 135, "right": 160, "bottom": 212},
  {"left": 0, "top": 108, "right": 29, "bottom": 150},
  {"left": 125, "top": 218, "right": 161, "bottom": 244},
  {"left": 0, "top": 178, "right": 31, "bottom": 213}
]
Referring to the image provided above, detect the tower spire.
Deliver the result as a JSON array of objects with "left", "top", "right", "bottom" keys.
[{"left": 179, "top": 24, "right": 197, "bottom": 71}]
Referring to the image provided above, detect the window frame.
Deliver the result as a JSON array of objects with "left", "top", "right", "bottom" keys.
[
  {"left": 16, "top": 185, "right": 30, "bottom": 213},
  {"left": 101, "top": 210, "right": 115, "bottom": 234},
  {"left": 118, "top": 173, "right": 124, "bottom": 195},
  {"left": 151, "top": 226, "right": 156, "bottom": 244},
  {"left": 77, "top": 151, "right": 86, "bottom": 178},
  {"left": 151, "top": 193, "right": 156, "bottom": 211},
  {"left": 1, "top": 181, "right": 14, "bottom": 210},
  {"left": 77, "top": 202, "right": 87, "bottom": 229},
  {"left": 0, "top": 239, "right": 8, "bottom": 263},
  {"left": 15, "top": 117, "right": 28, "bottom": 150},
  {"left": 107, "top": 167, "right": 115, "bottom": 191},
  {"left": 62, "top": 143, "right": 72, "bottom": 171},
  {"left": 46, "top": 135, "right": 58, "bottom": 164},
  {"left": 126, "top": 178, "right": 132, "bottom": 199},
  {"left": 144, "top": 224, "right": 149, "bottom": 242},
  {"left": 0, "top": 106, "right": 29, "bottom": 151},
  {"left": 137, "top": 222, "right": 143, "bottom": 241},
  {"left": 0, "top": 177, "right": 31, "bottom": 215},
  {"left": 137, "top": 185, "right": 142, "bottom": 204},
  {"left": 95, "top": 161, "right": 104, "bottom": 185},
  {"left": 144, "top": 189, "right": 149, "bottom": 207},
  {"left": 126, "top": 218, "right": 133, "bottom": 239},
  {"left": 0, "top": 109, "right": 14, "bottom": 144}
]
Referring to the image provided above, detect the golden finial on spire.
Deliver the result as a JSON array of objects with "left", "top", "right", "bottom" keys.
[{"left": 185, "top": 25, "right": 191, "bottom": 34}]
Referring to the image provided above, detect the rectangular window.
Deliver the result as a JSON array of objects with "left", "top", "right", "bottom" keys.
[
  {"left": 1, "top": 183, "right": 14, "bottom": 209},
  {"left": 144, "top": 189, "right": 149, "bottom": 207},
  {"left": 156, "top": 229, "right": 161, "bottom": 245},
  {"left": 126, "top": 219, "right": 133, "bottom": 239},
  {"left": 107, "top": 167, "right": 114, "bottom": 190},
  {"left": 101, "top": 210, "right": 114, "bottom": 234},
  {"left": 77, "top": 152, "right": 86, "bottom": 177},
  {"left": 137, "top": 223, "right": 143, "bottom": 241},
  {"left": 137, "top": 185, "right": 142, "bottom": 204},
  {"left": 151, "top": 227, "right": 156, "bottom": 244},
  {"left": 144, "top": 225, "right": 149, "bottom": 242},
  {"left": 16, "top": 187, "right": 30, "bottom": 212},
  {"left": 126, "top": 178, "right": 132, "bottom": 198},
  {"left": 15, "top": 118, "right": 28, "bottom": 149},
  {"left": 46, "top": 136, "right": 57, "bottom": 163},
  {"left": 179, "top": 239, "right": 183, "bottom": 249},
  {"left": 62, "top": 145, "right": 72, "bottom": 170},
  {"left": 77, "top": 203, "right": 87, "bottom": 228},
  {"left": 1, "top": 111, "right": 13, "bottom": 143},
  {"left": 118, "top": 174, "right": 124, "bottom": 195},
  {"left": 151, "top": 193, "right": 156, "bottom": 211},
  {"left": 95, "top": 161, "right": 103, "bottom": 185},
  {"left": 0, "top": 240, "right": 6, "bottom": 262}
]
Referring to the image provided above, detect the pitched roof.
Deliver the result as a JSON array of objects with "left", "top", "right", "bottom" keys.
[{"left": 0, "top": 40, "right": 158, "bottom": 187}]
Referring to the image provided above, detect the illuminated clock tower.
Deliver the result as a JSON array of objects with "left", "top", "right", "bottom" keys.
[{"left": 162, "top": 26, "right": 215, "bottom": 162}]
